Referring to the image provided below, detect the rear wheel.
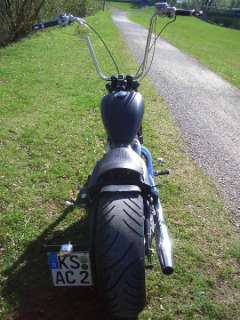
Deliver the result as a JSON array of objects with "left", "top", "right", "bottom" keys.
[{"left": 93, "top": 192, "right": 146, "bottom": 319}]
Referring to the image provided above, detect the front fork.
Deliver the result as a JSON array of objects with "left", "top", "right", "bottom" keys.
[{"left": 141, "top": 145, "right": 174, "bottom": 275}]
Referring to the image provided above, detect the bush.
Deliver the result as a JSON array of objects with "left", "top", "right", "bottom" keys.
[
  {"left": 0, "top": 0, "right": 45, "bottom": 45},
  {"left": 0, "top": 0, "right": 102, "bottom": 46},
  {"left": 42, "top": 0, "right": 102, "bottom": 20}
]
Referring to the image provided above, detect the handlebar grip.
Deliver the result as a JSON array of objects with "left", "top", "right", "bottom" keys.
[
  {"left": 32, "top": 19, "right": 59, "bottom": 31},
  {"left": 175, "top": 9, "right": 195, "bottom": 16},
  {"left": 44, "top": 19, "right": 59, "bottom": 28}
]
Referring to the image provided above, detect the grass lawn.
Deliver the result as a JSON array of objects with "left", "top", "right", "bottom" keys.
[
  {"left": 0, "top": 9, "right": 240, "bottom": 320},
  {"left": 111, "top": 3, "right": 240, "bottom": 88}
]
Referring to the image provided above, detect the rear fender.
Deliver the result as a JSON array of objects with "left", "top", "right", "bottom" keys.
[{"left": 88, "top": 147, "right": 144, "bottom": 190}]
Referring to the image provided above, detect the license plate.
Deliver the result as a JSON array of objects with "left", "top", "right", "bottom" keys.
[{"left": 48, "top": 252, "right": 93, "bottom": 287}]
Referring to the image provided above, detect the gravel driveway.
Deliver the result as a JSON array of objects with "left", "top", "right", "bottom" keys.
[{"left": 112, "top": 11, "right": 240, "bottom": 227}]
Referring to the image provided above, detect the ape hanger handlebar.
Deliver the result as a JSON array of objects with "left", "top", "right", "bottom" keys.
[{"left": 32, "top": 3, "right": 198, "bottom": 83}]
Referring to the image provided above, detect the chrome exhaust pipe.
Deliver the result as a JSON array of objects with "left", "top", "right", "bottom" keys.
[{"left": 154, "top": 203, "right": 174, "bottom": 275}]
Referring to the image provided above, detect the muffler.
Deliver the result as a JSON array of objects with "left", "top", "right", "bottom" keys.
[{"left": 154, "top": 203, "right": 174, "bottom": 275}]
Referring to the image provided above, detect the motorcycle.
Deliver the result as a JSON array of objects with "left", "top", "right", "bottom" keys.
[{"left": 33, "top": 3, "right": 196, "bottom": 319}]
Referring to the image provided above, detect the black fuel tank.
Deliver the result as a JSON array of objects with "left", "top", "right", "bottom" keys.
[{"left": 101, "top": 91, "right": 144, "bottom": 145}]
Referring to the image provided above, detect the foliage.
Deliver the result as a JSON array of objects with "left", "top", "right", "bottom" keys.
[
  {"left": 0, "top": 0, "right": 45, "bottom": 45},
  {"left": 181, "top": 0, "right": 240, "bottom": 9},
  {"left": 0, "top": 0, "right": 102, "bottom": 46},
  {"left": 42, "top": 0, "right": 102, "bottom": 20}
]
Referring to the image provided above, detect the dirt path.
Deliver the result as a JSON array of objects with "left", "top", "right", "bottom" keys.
[{"left": 112, "top": 10, "right": 240, "bottom": 227}]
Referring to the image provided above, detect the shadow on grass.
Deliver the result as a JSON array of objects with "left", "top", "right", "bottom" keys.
[{"left": 2, "top": 205, "right": 107, "bottom": 320}]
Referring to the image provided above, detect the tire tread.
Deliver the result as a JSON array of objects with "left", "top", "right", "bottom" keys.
[{"left": 94, "top": 192, "right": 145, "bottom": 319}]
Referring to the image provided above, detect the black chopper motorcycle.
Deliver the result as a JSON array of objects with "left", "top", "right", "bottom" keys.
[{"left": 33, "top": 3, "right": 197, "bottom": 319}]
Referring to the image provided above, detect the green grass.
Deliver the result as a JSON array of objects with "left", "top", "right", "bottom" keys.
[
  {"left": 112, "top": 3, "right": 240, "bottom": 88},
  {"left": 106, "top": 0, "right": 135, "bottom": 10},
  {"left": 0, "top": 9, "right": 240, "bottom": 320}
]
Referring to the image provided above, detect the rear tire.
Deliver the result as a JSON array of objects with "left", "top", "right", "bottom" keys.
[{"left": 94, "top": 192, "right": 146, "bottom": 319}]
